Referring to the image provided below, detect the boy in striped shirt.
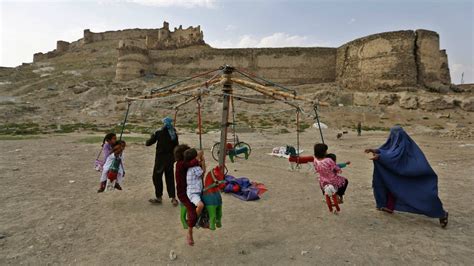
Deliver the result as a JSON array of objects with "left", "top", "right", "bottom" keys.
[{"left": 185, "top": 148, "right": 206, "bottom": 216}]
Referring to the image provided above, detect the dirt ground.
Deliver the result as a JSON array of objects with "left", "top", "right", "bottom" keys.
[{"left": 1, "top": 129, "right": 473, "bottom": 265}]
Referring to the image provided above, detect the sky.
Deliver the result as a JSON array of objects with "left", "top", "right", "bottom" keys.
[{"left": 1, "top": 0, "right": 473, "bottom": 83}]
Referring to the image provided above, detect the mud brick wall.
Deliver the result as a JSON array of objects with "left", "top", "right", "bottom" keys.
[
  {"left": 335, "top": 30, "right": 418, "bottom": 91},
  {"left": 145, "top": 47, "right": 337, "bottom": 84}
]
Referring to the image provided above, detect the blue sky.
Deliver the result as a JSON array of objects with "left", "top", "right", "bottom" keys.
[{"left": 1, "top": 0, "right": 473, "bottom": 83}]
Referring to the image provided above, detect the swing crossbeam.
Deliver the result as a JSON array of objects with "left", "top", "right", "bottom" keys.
[{"left": 118, "top": 65, "right": 328, "bottom": 172}]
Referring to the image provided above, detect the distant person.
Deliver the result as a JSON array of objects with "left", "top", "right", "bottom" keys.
[
  {"left": 357, "top": 122, "right": 362, "bottom": 136},
  {"left": 365, "top": 126, "right": 448, "bottom": 227},
  {"left": 146, "top": 117, "right": 179, "bottom": 206}
]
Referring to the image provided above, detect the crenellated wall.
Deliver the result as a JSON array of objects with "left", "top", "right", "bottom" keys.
[
  {"left": 83, "top": 29, "right": 159, "bottom": 44},
  {"left": 29, "top": 23, "right": 452, "bottom": 91}
]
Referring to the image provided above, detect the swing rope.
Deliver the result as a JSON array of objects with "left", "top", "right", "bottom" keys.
[
  {"left": 173, "top": 109, "right": 178, "bottom": 127},
  {"left": 313, "top": 104, "right": 325, "bottom": 144},
  {"left": 234, "top": 68, "right": 297, "bottom": 95},
  {"left": 296, "top": 107, "right": 300, "bottom": 156},
  {"left": 197, "top": 96, "right": 203, "bottom": 150},
  {"left": 231, "top": 96, "right": 238, "bottom": 146},
  {"left": 119, "top": 102, "right": 132, "bottom": 141}
]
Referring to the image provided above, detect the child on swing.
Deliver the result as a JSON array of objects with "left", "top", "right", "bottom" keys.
[
  {"left": 184, "top": 148, "right": 206, "bottom": 218},
  {"left": 95, "top": 133, "right": 116, "bottom": 171},
  {"left": 313, "top": 144, "right": 349, "bottom": 202},
  {"left": 174, "top": 145, "right": 203, "bottom": 246},
  {"left": 326, "top": 153, "right": 351, "bottom": 172},
  {"left": 98, "top": 141, "right": 126, "bottom": 192}
]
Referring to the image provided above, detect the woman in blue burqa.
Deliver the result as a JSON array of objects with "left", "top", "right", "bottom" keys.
[{"left": 365, "top": 126, "right": 448, "bottom": 228}]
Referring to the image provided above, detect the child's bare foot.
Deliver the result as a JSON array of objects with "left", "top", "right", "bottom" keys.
[{"left": 186, "top": 234, "right": 194, "bottom": 246}]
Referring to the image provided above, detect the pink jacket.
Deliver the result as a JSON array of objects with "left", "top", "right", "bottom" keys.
[{"left": 314, "top": 158, "right": 346, "bottom": 189}]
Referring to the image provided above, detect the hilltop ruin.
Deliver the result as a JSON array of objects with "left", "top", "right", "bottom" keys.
[{"left": 33, "top": 21, "right": 451, "bottom": 91}]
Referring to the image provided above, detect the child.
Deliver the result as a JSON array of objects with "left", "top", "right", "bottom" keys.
[
  {"left": 101, "top": 133, "right": 117, "bottom": 165},
  {"left": 185, "top": 149, "right": 205, "bottom": 218},
  {"left": 174, "top": 145, "right": 202, "bottom": 246},
  {"left": 326, "top": 153, "right": 351, "bottom": 171},
  {"left": 313, "top": 144, "right": 349, "bottom": 202},
  {"left": 95, "top": 133, "right": 116, "bottom": 172},
  {"left": 98, "top": 141, "right": 126, "bottom": 192}
]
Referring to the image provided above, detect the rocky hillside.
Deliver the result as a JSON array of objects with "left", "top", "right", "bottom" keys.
[{"left": 0, "top": 41, "right": 473, "bottom": 139}]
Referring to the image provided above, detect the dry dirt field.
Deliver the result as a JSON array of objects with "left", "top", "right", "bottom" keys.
[{"left": 1, "top": 129, "right": 473, "bottom": 265}]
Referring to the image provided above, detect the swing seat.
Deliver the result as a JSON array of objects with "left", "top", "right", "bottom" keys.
[
  {"left": 288, "top": 155, "right": 314, "bottom": 164},
  {"left": 288, "top": 155, "right": 314, "bottom": 170},
  {"left": 228, "top": 146, "right": 249, "bottom": 163}
]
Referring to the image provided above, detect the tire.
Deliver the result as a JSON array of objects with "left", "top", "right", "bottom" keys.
[
  {"left": 211, "top": 142, "right": 220, "bottom": 161},
  {"left": 234, "top": 142, "right": 251, "bottom": 158}
]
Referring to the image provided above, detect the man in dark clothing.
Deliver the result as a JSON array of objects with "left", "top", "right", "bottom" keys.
[{"left": 146, "top": 117, "right": 179, "bottom": 206}]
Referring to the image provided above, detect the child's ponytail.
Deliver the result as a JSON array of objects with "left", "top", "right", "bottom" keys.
[{"left": 102, "top": 133, "right": 116, "bottom": 147}]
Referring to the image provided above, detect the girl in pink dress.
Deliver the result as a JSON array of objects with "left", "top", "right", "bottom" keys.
[{"left": 313, "top": 143, "right": 349, "bottom": 202}]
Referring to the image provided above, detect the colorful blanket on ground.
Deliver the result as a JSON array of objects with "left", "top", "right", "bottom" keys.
[
  {"left": 223, "top": 175, "right": 267, "bottom": 201},
  {"left": 267, "top": 146, "right": 304, "bottom": 159}
]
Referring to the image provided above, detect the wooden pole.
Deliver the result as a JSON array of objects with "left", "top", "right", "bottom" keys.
[
  {"left": 231, "top": 77, "right": 305, "bottom": 101},
  {"left": 123, "top": 78, "right": 223, "bottom": 102},
  {"left": 218, "top": 66, "right": 233, "bottom": 174},
  {"left": 173, "top": 95, "right": 198, "bottom": 109},
  {"left": 230, "top": 77, "right": 330, "bottom": 106}
]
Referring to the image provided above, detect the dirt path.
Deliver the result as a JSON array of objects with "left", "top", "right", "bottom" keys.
[{"left": 0, "top": 130, "right": 473, "bottom": 265}]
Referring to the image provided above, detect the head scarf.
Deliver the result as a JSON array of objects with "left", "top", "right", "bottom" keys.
[{"left": 162, "top": 117, "right": 177, "bottom": 141}]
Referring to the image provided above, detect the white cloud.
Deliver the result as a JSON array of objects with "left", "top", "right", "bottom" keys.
[
  {"left": 348, "top": 18, "right": 356, "bottom": 24},
  {"left": 450, "top": 63, "right": 474, "bottom": 84},
  {"left": 208, "top": 32, "right": 331, "bottom": 49},
  {"left": 237, "top": 35, "right": 259, "bottom": 47},
  {"left": 125, "top": 0, "right": 217, "bottom": 8},
  {"left": 225, "top": 24, "right": 237, "bottom": 31}
]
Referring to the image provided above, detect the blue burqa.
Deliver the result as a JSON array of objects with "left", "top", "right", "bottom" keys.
[{"left": 372, "top": 126, "right": 446, "bottom": 218}]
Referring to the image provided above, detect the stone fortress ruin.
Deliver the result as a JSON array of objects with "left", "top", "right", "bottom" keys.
[{"left": 34, "top": 21, "right": 451, "bottom": 91}]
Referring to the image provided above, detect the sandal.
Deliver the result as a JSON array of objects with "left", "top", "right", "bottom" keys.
[
  {"left": 440, "top": 212, "right": 448, "bottom": 228},
  {"left": 149, "top": 198, "right": 162, "bottom": 204}
]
